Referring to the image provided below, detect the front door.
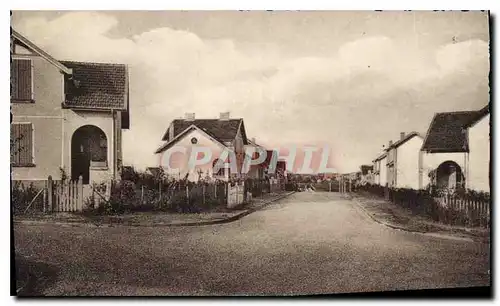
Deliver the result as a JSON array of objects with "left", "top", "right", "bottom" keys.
[{"left": 71, "top": 136, "right": 91, "bottom": 184}]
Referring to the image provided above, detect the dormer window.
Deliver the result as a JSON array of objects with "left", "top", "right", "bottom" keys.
[{"left": 11, "top": 58, "right": 34, "bottom": 103}]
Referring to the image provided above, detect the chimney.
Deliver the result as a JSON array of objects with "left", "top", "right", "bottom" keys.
[
  {"left": 388, "top": 140, "right": 393, "bottom": 147},
  {"left": 185, "top": 113, "right": 195, "bottom": 121},
  {"left": 251, "top": 137, "right": 256, "bottom": 144},
  {"left": 400, "top": 132, "right": 405, "bottom": 140},
  {"left": 219, "top": 112, "right": 230, "bottom": 120}
]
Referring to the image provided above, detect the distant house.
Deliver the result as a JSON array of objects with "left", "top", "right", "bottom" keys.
[
  {"left": 420, "top": 105, "right": 490, "bottom": 192},
  {"left": 385, "top": 132, "right": 424, "bottom": 189},
  {"left": 372, "top": 152, "right": 387, "bottom": 186},
  {"left": 359, "top": 165, "right": 374, "bottom": 185},
  {"left": 10, "top": 29, "right": 130, "bottom": 185},
  {"left": 154, "top": 112, "right": 249, "bottom": 182},
  {"left": 245, "top": 138, "right": 266, "bottom": 179}
]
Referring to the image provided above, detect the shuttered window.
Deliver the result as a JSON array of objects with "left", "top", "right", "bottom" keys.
[
  {"left": 11, "top": 58, "right": 33, "bottom": 102},
  {"left": 11, "top": 123, "right": 34, "bottom": 166}
]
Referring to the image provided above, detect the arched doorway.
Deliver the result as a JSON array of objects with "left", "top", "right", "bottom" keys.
[
  {"left": 436, "top": 161, "right": 463, "bottom": 190},
  {"left": 71, "top": 125, "right": 107, "bottom": 184}
]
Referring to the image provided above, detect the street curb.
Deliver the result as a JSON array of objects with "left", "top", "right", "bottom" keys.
[
  {"left": 14, "top": 191, "right": 296, "bottom": 228},
  {"left": 345, "top": 195, "right": 487, "bottom": 243}
]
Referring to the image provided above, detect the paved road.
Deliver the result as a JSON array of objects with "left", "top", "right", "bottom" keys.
[{"left": 14, "top": 192, "right": 490, "bottom": 296}]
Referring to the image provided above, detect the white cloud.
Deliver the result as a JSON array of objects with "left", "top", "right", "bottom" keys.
[{"left": 12, "top": 12, "right": 489, "bottom": 173}]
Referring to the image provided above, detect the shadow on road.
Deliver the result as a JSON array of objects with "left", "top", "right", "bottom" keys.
[{"left": 15, "top": 255, "right": 60, "bottom": 297}]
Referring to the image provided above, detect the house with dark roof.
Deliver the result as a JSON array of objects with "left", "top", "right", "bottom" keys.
[
  {"left": 383, "top": 131, "right": 424, "bottom": 189},
  {"left": 10, "top": 29, "right": 129, "bottom": 184},
  {"left": 154, "top": 112, "right": 249, "bottom": 182},
  {"left": 420, "top": 105, "right": 490, "bottom": 192}
]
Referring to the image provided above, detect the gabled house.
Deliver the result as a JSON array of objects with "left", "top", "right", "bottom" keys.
[
  {"left": 10, "top": 29, "right": 130, "bottom": 185},
  {"left": 154, "top": 112, "right": 249, "bottom": 182},
  {"left": 245, "top": 138, "right": 266, "bottom": 179},
  {"left": 420, "top": 105, "right": 490, "bottom": 192},
  {"left": 385, "top": 132, "right": 423, "bottom": 189},
  {"left": 372, "top": 151, "right": 387, "bottom": 186}
]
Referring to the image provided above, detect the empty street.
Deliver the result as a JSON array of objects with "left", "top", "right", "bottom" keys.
[{"left": 14, "top": 192, "right": 490, "bottom": 296}]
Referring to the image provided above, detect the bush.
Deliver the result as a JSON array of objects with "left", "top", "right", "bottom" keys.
[{"left": 12, "top": 181, "right": 43, "bottom": 214}]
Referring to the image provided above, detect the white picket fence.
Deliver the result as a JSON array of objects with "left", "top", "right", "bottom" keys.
[{"left": 227, "top": 182, "right": 245, "bottom": 209}]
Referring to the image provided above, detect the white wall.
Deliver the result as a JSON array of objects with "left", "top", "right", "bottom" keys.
[
  {"left": 64, "top": 110, "right": 115, "bottom": 184},
  {"left": 156, "top": 129, "right": 228, "bottom": 182},
  {"left": 395, "top": 136, "right": 423, "bottom": 189},
  {"left": 380, "top": 156, "right": 387, "bottom": 186},
  {"left": 467, "top": 114, "right": 490, "bottom": 192},
  {"left": 420, "top": 151, "right": 467, "bottom": 189}
]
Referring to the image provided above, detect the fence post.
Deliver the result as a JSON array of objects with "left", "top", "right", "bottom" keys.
[
  {"left": 203, "top": 184, "right": 206, "bottom": 206},
  {"left": 329, "top": 180, "right": 331, "bottom": 192},
  {"left": 186, "top": 184, "right": 189, "bottom": 207},
  {"left": 77, "top": 176, "right": 83, "bottom": 211},
  {"left": 141, "top": 185, "right": 145, "bottom": 204},
  {"left": 105, "top": 180, "right": 111, "bottom": 201},
  {"left": 47, "top": 176, "right": 53, "bottom": 212},
  {"left": 43, "top": 184, "right": 47, "bottom": 213}
]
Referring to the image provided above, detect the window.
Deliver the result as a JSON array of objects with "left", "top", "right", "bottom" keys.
[
  {"left": 11, "top": 58, "right": 33, "bottom": 102},
  {"left": 11, "top": 123, "right": 34, "bottom": 167}
]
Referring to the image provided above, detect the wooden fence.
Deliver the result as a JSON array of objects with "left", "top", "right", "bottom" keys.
[
  {"left": 50, "top": 176, "right": 85, "bottom": 212},
  {"left": 359, "top": 184, "right": 491, "bottom": 228},
  {"left": 13, "top": 176, "right": 88, "bottom": 214}
]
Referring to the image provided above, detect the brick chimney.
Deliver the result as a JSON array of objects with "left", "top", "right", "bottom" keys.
[
  {"left": 388, "top": 140, "right": 393, "bottom": 147},
  {"left": 400, "top": 132, "right": 405, "bottom": 140},
  {"left": 185, "top": 113, "right": 195, "bottom": 121},
  {"left": 219, "top": 112, "right": 230, "bottom": 120}
]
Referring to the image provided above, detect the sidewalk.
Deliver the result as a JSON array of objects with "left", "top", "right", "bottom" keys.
[
  {"left": 347, "top": 192, "right": 490, "bottom": 243},
  {"left": 14, "top": 191, "right": 295, "bottom": 228}
]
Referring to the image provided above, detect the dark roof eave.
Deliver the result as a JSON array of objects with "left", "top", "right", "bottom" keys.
[
  {"left": 421, "top": 148, "right": 470, "bottom": 154},
  {"left": 62, "top": 103, "right": 127, "bottom": 112}
]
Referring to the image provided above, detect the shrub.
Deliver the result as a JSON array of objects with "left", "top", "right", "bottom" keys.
[{"left": 12, "top": 182, "right": 43, "bottom": 214}]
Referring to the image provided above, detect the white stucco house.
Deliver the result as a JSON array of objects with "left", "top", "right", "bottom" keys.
[
  {"left": 154, "top": 112, "right": 249, "bottom": 182},
  {"left": 372, "top": 151, "right": 387, "bottom": 187},
  {"left": 384, "top": 132, "right": 424, "bottom": 190},
  {"left": 10, "top": 28, "right": 130, "bottom": 186},
  {"left": 420, "top": 105, "right": 490, "bottom": 192}
]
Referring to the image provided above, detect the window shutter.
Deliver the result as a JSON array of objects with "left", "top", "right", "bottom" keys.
[
  {"left": 11, "top": 59, "right": 32, "bottom": 101},
  {"left": 11, "top": 123, "right": 33, "bottom": 166}
]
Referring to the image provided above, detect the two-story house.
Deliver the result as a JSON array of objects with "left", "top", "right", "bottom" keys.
[
  {"left": 10, "top": 29, "right": 130, "bottom": 185},
  {"left": 154, "top": 112, "right": 249, "bottom": 182},
  {"left": 372, "top": 151, "right": 387, "bottom": 186},
  {"left": 385, "top": 132, "right": 423, "bottom": 190}
]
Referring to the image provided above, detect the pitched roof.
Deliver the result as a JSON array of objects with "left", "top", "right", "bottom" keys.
[
  {"left": 373, "top": 152, "right": 387, "bottom": 162},
  {"left": 421, "top": 108, "right": 488, "bottom": 153},
  {"left": 60, "top": 61, "right": 128, "bottom": 111},
  {"left": 155, "top": 119, "right": 248, "bottom": 154},
  {"left": 464, "top": 104, "right": 490, "bottom": 128},
  {"left": 11, "top": 29, "right": 72, "bottom": 74},
  {"left": 388, "top": 132, "right": 423, "bottom": 150},
  {"left": 162, "top": 119, "right": 246, "bottom": 144}
]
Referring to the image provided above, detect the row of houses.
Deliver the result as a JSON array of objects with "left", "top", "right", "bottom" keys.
[
  {"left": 10, "top": 27, "right": 286, "bottom": 185},
  {"left": 369, "top": 105, "right": 490, "bottom": 193}
]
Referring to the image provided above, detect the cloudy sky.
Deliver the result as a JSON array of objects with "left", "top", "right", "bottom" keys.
[{"left": 11, "top": 11, "right": 490, "bottom": 173}]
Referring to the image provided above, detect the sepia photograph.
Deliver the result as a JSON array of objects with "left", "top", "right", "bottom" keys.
[{"left": 10, "top": 10, "right": 491, "bottom": 297}]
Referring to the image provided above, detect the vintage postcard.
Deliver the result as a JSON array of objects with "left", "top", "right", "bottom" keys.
[{"left": 11, "top": 11, "right": 491, "bottom": 297}]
